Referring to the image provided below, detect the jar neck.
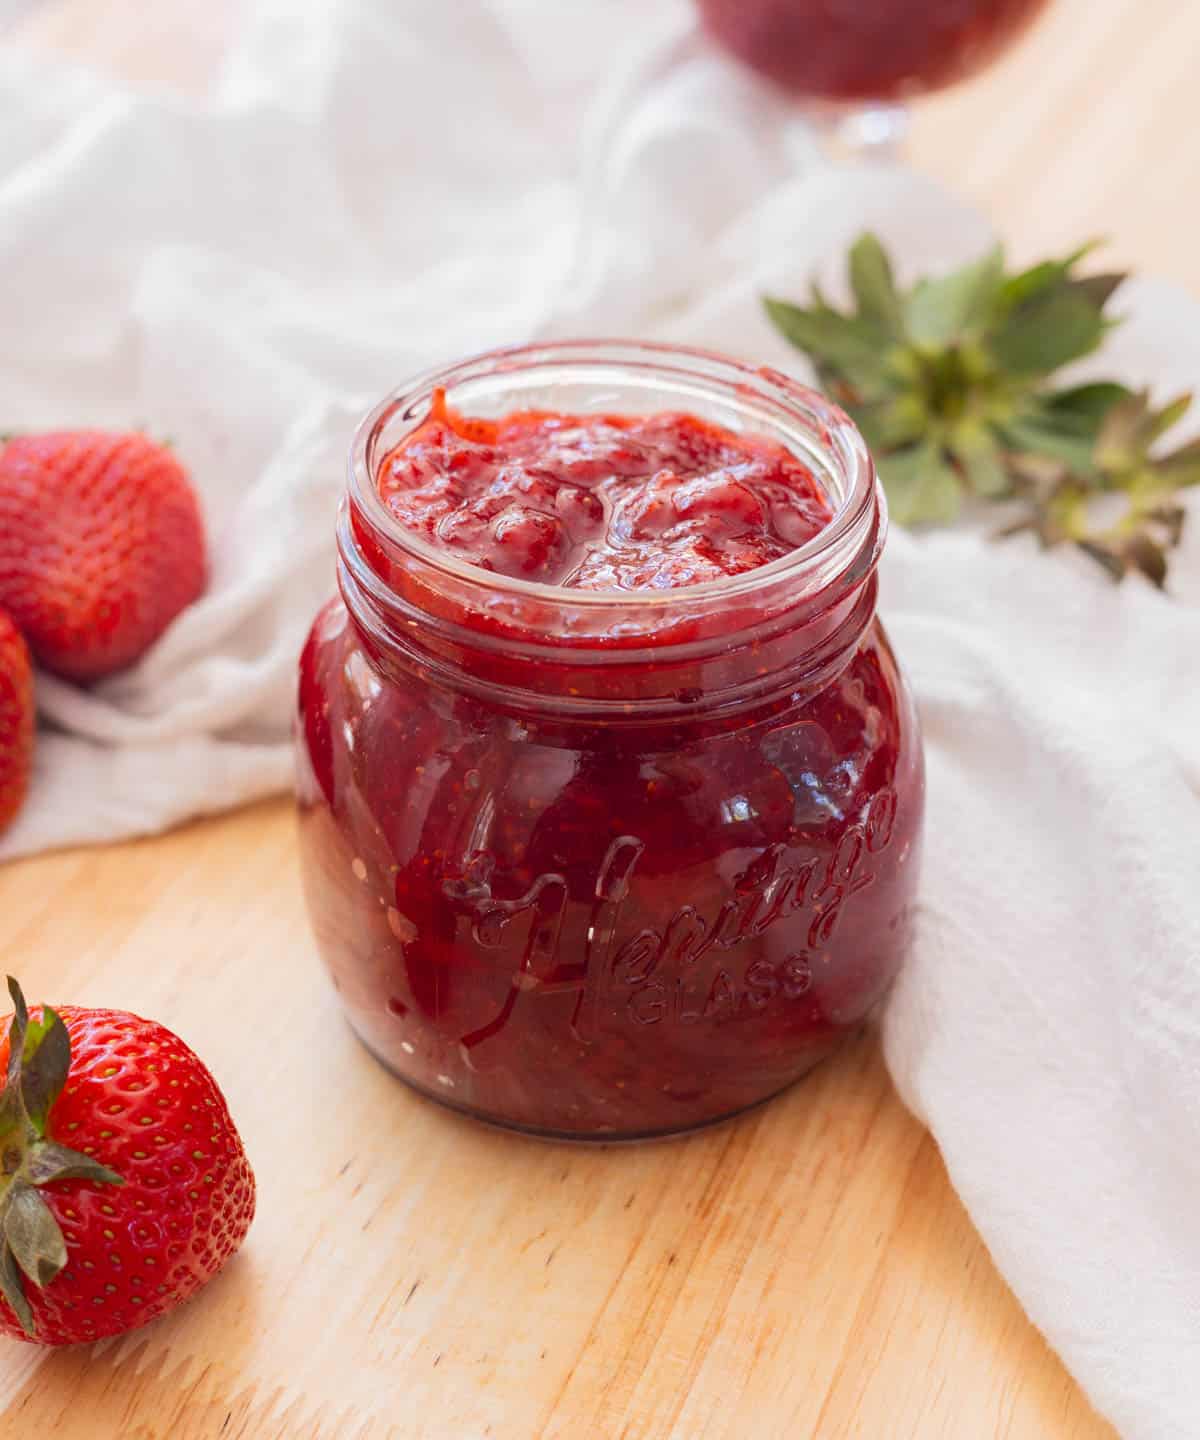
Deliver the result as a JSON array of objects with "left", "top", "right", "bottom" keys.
[{"left": 337, "top": 343, "right": 887, "bottom": 724}]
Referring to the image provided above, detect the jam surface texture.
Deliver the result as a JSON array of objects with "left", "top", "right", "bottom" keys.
[{"left": 377, "top": 392, "right": 831, "bottom": 590}]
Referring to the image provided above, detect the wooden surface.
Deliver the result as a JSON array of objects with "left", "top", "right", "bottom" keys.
[
  {"left": 1, "top": 0, "right": 1184, "bottom": 1434},
  {"left": 0, "top": 804, "right": 1112, "bottom": 1440}
]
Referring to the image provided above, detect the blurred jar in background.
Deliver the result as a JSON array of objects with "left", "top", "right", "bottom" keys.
[{"left": 694, "top": 0, "right": 1052, "bottom": 102}]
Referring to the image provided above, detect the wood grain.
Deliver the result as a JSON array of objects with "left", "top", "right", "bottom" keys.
[
  {"left": 1, "top": 0, "right": 1169, "bottom": 1433},
  {"left": 909, "top": 0, "right": 1200, "bottom": 292},
  {"left": 0, "top": 805, "right": 1112, "bottom": 1439}
]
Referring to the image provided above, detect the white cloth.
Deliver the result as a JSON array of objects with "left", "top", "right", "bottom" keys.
[{"left": 1, "top": 3, "right": 1198, "bottom": 1435}]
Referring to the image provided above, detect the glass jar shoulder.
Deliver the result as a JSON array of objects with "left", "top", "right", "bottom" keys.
[{"left": 297, "top": 602, "right": 920, "bottom": 892}]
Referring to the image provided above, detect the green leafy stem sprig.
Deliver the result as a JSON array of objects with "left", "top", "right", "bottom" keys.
[{"left": 765, "top": 235, "right": 1200, "bottom": 585}]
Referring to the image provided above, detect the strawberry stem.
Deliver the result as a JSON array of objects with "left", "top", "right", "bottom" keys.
[{"left": 0, "top": 978, "right": 124, "bottom": 1337}]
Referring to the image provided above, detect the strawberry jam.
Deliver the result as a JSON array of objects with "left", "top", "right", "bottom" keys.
[
  {"left": 376, "top": 391, "right": 831, "bottom": 590},
  {"left": 296, "top": 343, "right": 923, "bottom": 1139},
  {"left": 695, "top": 0, "right": 1051, "bottom": 102}
]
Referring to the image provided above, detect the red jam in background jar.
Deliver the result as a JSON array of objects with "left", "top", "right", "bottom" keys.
[
  {"left": 694, "top": 0, "right": 1051, "bottom": 102},
  {"left": 296, "top": 343, "right": 924, "bottom": 1139}
]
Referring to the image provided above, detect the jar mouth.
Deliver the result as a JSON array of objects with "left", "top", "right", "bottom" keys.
[{"left": 346, "top": 339, "right": 884, "bottom": 617}]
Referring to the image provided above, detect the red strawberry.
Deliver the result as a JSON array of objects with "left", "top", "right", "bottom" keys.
[
  {"left": 0, "top": 611, "right": 33, "bottom": 835},
  {"left": 0, "top": 432, "right": 207, "bottom": 682},
  {"left": 0, "top": 978, "right": 255, "bottom": 1346}
]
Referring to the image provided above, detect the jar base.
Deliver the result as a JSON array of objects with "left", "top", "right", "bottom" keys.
[{"left": 350, "top": 1022, "right": 845, "bottom": 1144}]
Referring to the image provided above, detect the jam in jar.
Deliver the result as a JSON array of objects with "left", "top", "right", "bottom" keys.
[
  {"left": 694, "top": 0, "right": 1051, "bottom": 103},
  {"left": 296, "top": 342, "right": 923, "bottom": 1139}
]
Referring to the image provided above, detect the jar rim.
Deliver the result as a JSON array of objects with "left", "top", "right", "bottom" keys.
[{"left": 346, "top": 338, "right": 884, "bottom": 614}]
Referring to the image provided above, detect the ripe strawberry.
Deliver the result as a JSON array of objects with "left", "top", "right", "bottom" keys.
[
  {"left": 0, "top": 978, "right": 255, "bottom": 1346},
  {"left": 0, "top": 612, "right": 33, "bottom": 835},
  {"left": 0, "top": 432, "right": 207, "bottom": 682}
]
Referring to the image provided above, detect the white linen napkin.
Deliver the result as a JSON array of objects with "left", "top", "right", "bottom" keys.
[{"left": 1, "top": 3, "right": 1198, "bottom": 1434}]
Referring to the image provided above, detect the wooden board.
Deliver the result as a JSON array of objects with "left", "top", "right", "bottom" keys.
[
  {"left": 3, "top": 0, "right": 1183, "bottom": 1432},
  {"left": 0, "top": 800, "right": 1115, "bottom": 1438}
]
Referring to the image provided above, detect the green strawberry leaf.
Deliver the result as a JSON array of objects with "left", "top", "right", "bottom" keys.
[
  {"left": 948, "top": 420, "right": 1011, "bottom": 498},
  {"left": 997, "top": 413, "right": 1101, "bottom": 477},
  {"left": 1076, "top": 538, "right": 1128, "bottom": 581},
  {"left": 848, "top": 233, "right": 906, "bottom": 340},
  {"left": 854, "top": 392, "right": 928, "bottom": 452},
  {"left": 879, "top": 440, "right": 962, "bottom": 525},
  {"left": 905, "top": 245, "right": 1004, "bottom": 347},
  {"left": 0, "top": 981, "right": 30, "bottom": 1143},
  {"left": 20, "top": 1006, "right": 71, "bottom": 1137},
  {"left": 4, "top": 977, "right": 27, "bottom": 1095},
  {"left": 1043, "top": 381, "right": 1134, "bottom": 423},
  {"left": 0, "top": 1242, "right": 33, "bottom": 1335},
  {"left": 1151, "top": 440, "right": 1200, "bottom": 489},
  {"left": 1123, "top": 533, "right": 1169, "bottom": 588},
  {"left": 4, "top": 1183, "right": 66, "bottom": 1288},
  {"left": 989, "top": 288, "right": 1107, "bottom": 376},
  {"left": 1145, "top": 393, "right": 1193, "bottom": 444},
  {"left": 24, "top": 1140, "right": 124, "bottom": 1189},
  {"left": 1095, "top": 391, "right": 1192, "bottom": 472},
  {"left": 997, "top": 242, "right": 1099, "bottom": 311},
  {"left": 998, "top": 259, "right": 1067, "bottom": 312},
  {"left": 1070, "top": 272, "right": 1127, "bottom": 310},
  {"left": 762, "top": 297, "right": 890, "bottom": 394}
]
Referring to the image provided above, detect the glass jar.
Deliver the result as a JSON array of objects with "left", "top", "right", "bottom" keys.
[
  {"left": 295, "top": 341, "right": 924, "bottom": 1140},
  {"left": 693, "top": 0, "right": 1052, "bottom": 161}
]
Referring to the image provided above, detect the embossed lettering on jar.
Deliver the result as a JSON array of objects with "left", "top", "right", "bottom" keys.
[{"left": 296, "top": 342, "right": 924, "bottom": 1139}]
